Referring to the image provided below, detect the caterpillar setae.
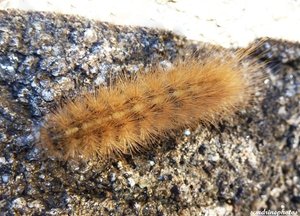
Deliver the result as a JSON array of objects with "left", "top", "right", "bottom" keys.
[{"left": 39, "top": 45, "right": 262, "bottom": 161}]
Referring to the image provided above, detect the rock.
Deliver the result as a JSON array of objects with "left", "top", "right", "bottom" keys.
[{"left": 0, "top": 9, "right": 299, "bottom": 215}]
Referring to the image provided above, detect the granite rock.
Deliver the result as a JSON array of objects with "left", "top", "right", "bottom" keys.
[{"left": 0, "top": 10, "right": 299, "bottom": 216}]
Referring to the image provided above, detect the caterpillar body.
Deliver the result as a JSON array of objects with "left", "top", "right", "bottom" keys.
[{"left": 40, "top": 48, "right": 261, "bottom": 160}]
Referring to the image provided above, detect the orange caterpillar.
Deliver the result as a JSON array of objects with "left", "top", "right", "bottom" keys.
[{"left": 40, "top": 46, "right": 261, "bottom": 160}]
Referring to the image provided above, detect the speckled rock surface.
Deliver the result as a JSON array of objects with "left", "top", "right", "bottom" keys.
[{"left": 0, "top": 10, "right": 299, "bottom": 216}]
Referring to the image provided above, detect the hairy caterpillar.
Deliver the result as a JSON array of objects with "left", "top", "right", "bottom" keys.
[{"left": 39, "top": 46, "right": 262, "bottom": 160}]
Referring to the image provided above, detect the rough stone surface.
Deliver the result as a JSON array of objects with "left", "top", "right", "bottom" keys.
[{"left": 0, "top": 10, "right": 299, "bottom": 215}]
